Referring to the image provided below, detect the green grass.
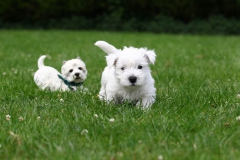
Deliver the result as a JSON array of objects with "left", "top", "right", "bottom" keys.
[{"left": 0, "top": 30, "right": 240, "bottom": 160}]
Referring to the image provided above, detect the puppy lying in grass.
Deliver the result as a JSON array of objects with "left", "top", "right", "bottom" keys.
[{"left": 34, "top": 55, "right": 87, "bottom": 91}]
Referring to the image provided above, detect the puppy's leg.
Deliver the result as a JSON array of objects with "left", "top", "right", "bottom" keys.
[
  {"left": 104, "top": 90, "right": 118, "bottom": 104},
  {"left": 99, "top": 86, "right": 106, "bottom": 100},
  {"left": 136, "top": 96, "right": 155, "bottom": 109}
]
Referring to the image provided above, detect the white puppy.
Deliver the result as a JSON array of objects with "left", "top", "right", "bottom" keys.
[
  {"left": 95, "top": 41, "right": 156, "bottom": 109},
  {"left": 34, "top": 55, "right": 87, "bottom": 91}
]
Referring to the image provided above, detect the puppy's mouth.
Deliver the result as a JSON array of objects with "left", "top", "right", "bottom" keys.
[
  {"left": 74, "top": 77, "right": 83, "bottom": 82},
  {"left": 73, "top": 75, "right": 84, "bottom": 82}
]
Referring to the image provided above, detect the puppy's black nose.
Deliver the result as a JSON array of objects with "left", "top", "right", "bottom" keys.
[
  {"left": 75, "top": 73, "right": 80, "bottom": 76},
  {"left": 129, "top": 76, "right": 137, "bottom": 83}
]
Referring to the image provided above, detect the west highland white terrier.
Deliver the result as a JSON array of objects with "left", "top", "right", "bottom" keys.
[
  {"left": 34, "top": 55, "right": 87, "bottom": 91},
  {"left": 95, "top": 41, "right": 156, "bottom": 109}
]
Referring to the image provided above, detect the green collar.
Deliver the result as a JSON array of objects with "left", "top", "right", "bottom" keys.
[{"left": 58, "top": 74, "right": 83, "bottom": 90}]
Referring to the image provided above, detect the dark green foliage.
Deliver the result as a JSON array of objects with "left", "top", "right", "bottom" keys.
[{"left": 0, "top": 0, "right": 240, "bottom": 34}]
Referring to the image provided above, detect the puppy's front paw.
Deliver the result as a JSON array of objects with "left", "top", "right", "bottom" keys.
[{"left": 136, "top": 96, "right": 155, "bottom": 109}]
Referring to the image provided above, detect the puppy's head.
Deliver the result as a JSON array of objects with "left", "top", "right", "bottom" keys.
[
  {"left": 107, "top": 47, "right": 156, "bottom": 87},
  {"left": 61, "top": 57, "right": 87, "bottom": 83}
]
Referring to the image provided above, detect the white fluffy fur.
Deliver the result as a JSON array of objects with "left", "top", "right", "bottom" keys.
[
  {"left": 95, "top": 40, "right": 156, "bottom": 109},
  {"left": 34, "top": 55, "right": 87, "bottom": 91}
]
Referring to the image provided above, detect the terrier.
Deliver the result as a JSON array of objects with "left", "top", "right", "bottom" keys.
[
  {"left": 34, "top": 55, "right": 87, "bottom": 91},
  {"left": 95, "top": 41, "right": 156, "bottom": 109}
]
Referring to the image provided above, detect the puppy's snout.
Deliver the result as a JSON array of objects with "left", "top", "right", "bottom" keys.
[
  {"left": 129, "top": 76, "right": 137, "bottom": 83},
  {"left": 75, "top": 73, "right": 80, "bottom": 77}
]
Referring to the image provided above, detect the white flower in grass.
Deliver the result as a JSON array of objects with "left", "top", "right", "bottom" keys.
[
  {"left": 117, "top": 152, "right": 123, "bottom": 157},
  {"left": 237, "top": 94, "right": 240, "bottom": 99},
  {"left": 109, "top": 118, "right": 115, "bottom": 122},
  {"left": 193, "top": 144, "right": 197, "bottom": 150},
  {"left": 2, "top": 72, "right": 6, "bottom": 75},
  {"left": 81, "top": 129, "right": 88, "bottom": 135},
  {"left": 37, "top": 116, "right": 41, "bottom": 120},
  {"left": 6, "top": 115, "right": 11, "bottom": 121},
  {"left": 18, "top": 116, "right": 24, "bottom": 121},
  {"left": 158, "top": 155, "right": 163, "bottom": 160},
  {"left": 236, "top": 116, "right": 240, "bottom": 121},
  {"left": 94, "top": 114, "right": 98, "bottom": 118},
  {"left": 60, "top": 98, "right": 64, "bottom": 102}
]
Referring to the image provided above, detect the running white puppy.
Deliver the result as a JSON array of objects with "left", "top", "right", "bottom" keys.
[
  {"left": 95, "top": 41, "right": 156, "bottom": 109},
  {"left": 34, "top": 55, "right": 87, "bottom": 91}
]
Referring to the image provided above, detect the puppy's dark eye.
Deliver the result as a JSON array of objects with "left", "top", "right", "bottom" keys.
[
  {"left": 138, "top": 65, "right": 143, "bottom": 69},
  {"left": 121, "top": 67, "right": 125, "bottom": 70},
  {"left": 69, "top": 69, "right": 73, "bottom": 73},
  {"left": 78, "top": 67, "right": 82, "bottom": 70}
]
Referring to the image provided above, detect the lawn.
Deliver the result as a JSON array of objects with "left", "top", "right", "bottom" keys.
[{"left": 0, "top": 30, "right": 240, "bottom": 160}]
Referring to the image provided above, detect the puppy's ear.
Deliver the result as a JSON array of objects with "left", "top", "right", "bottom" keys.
[
  {"left": 95, "top": 41, "right": 118, "bottom": 55},
  {"left": 63, "top": 60, "right": 66, "bottom": 65},
  {"left": 77, "top": 57, "right": 81, "bottom": 60},
  {"left": 106, "top": 54, "right": 118, "bottom": 67},
  {"left": 144, "top": 49, "right": 156, "bottom": 65}
]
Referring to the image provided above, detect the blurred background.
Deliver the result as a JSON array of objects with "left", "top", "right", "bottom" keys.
[{"left": 0, "top": 0, "right": 240, "bottom": 34}]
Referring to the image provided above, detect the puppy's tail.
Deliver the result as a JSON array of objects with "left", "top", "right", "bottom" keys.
[
  {"left": 37, "top": 55, "right": 46, "bottom": 68},
  {"left": 95, "top": 41, "right": 118, "bottom": 55}
]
